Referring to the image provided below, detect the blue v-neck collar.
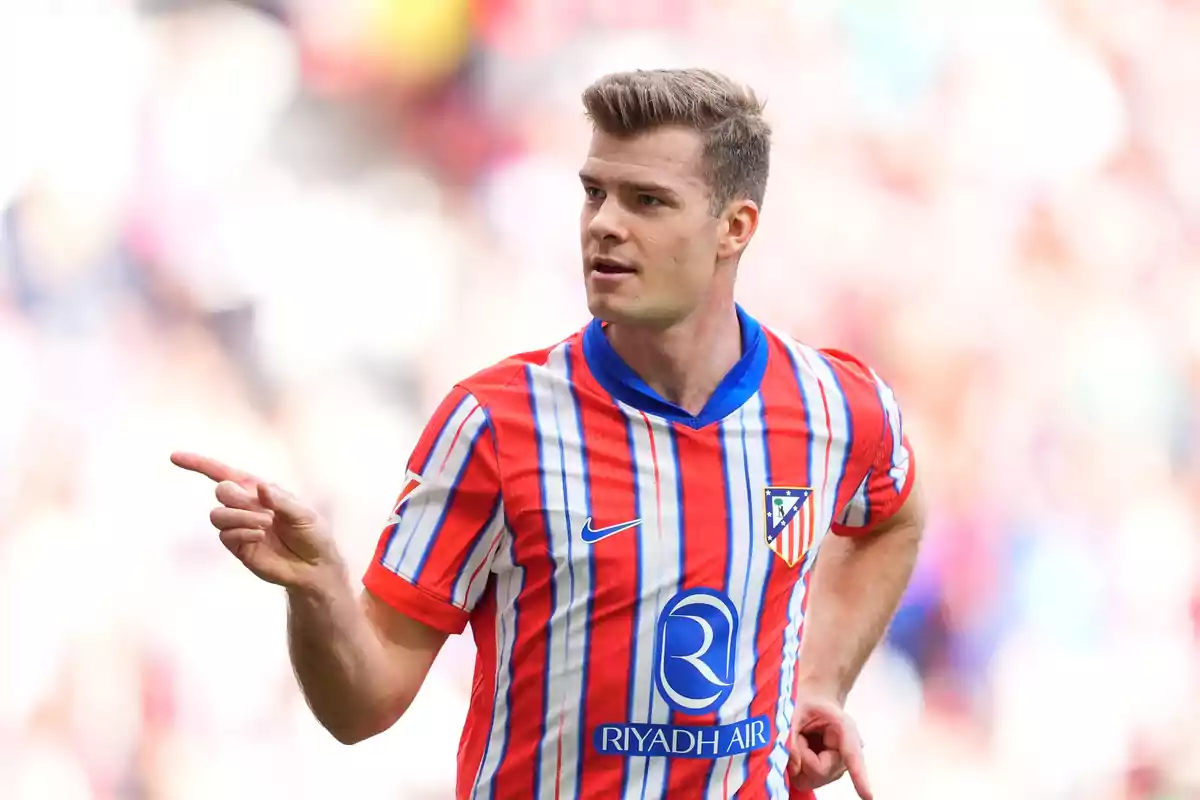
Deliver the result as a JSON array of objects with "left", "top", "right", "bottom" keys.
[{"left": 582, "top": 304, "right": 769, "bottom": 429}]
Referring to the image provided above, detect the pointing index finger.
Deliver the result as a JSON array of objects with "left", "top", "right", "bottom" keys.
[
  {"left": 840, "top": 738, "right": 873, "bottom": 800},
  {"left": 170, "top": 451, "right": 260, "bottom": 486}
]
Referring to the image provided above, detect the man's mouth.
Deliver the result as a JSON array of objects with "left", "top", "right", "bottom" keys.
[{"left": 592, "top": 257, "right": 636, "bottom": 275}]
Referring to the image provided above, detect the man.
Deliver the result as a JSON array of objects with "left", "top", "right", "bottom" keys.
[{"left": 174, "top": 68, "right": 923, "bottom": 800}]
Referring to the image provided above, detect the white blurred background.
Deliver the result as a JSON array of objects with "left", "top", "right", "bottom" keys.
[{"left": 0, "top": 0, "right": 1198, "bottom": 798}]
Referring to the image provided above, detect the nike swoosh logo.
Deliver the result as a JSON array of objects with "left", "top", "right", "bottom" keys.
[{"left": 580, "top": 517, "right": 642, "bottom": 544}]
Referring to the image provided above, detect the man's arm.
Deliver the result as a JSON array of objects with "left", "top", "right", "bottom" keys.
[
  {"left": 172, "top": 451, "right": 456, "bottom": 746},
  {"left": 794, "top": 476, "right": 925, "bottom": 703},
  {"left": 311, "top": 386, "right": 502, "bottom": 743},
  {"left": 287, "top": 577, "right": 448, "bottom": 744}
]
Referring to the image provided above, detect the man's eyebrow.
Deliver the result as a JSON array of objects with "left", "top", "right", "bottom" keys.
[
  {"left": 578, "top": 171, "right": 680, "bottom": 197},
  {"left": 628, "top": 181, "right": 678, "bottom": 197}
]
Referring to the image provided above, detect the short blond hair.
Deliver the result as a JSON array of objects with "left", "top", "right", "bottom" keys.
[{"left": 582, "top": 68, "right": 772, "bottom": 212}]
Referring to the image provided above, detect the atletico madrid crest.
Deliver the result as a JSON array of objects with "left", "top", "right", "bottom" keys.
[{"left": 764, "top": 487, "right": 815, "bottom": 568}]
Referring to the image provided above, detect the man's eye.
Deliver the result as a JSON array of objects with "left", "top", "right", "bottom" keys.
[
  {"left": 584, "top": 186, "right": 604, "bottom": 200},
  {"left": 638, "top": 194, "right": 663, "bottom": 207}
]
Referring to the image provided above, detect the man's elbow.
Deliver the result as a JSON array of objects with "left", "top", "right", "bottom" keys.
[
  {"left": 325, "top": 714, "right": 395, "bottom": 745},
  {"left": 321, "top": 701, "right": 409, "bottom": 745},
  {"left": 327, "top": 721, "right": 375, "bottom": 746}
]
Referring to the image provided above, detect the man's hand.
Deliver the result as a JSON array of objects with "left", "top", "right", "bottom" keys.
[
  {"left": 171, "top": 451, "right": 346, "bottom": 592},
  {"left": 788, "top": 692, "right": 872, "bottom": 799}
]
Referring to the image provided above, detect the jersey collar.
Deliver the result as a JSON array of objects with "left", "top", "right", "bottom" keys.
[{"left": 582, "top": 304, "right": 769, "bottom": 429}]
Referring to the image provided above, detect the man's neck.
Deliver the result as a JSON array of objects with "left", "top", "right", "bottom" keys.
[{"left": 605, "top": 299, "right": 743, "bottom": 417}]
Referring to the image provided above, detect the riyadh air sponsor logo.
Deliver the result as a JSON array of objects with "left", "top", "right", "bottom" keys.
[
  {"left": 594, "top": 589, "right": 770, "bottom": 759},
  {"left": 654, "top": 588, "right": 738, "bottom": 714},
  {"left": 594, "top": 716, "right": 770, "bottom": 759}
]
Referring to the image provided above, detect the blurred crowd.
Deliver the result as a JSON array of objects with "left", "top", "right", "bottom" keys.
[{"left": 1, "top": 0, "right": 1198, "bottom": 798}]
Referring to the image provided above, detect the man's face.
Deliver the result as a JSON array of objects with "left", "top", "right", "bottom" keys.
[{"left": 578, "top": 126, "right": 726, "bottom": 328}]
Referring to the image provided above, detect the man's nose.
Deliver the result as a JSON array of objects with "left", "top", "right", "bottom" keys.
[{"left": 587, "top": 196, "right": 628, "bottom": 242}]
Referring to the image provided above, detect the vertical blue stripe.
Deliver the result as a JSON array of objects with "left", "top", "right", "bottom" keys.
[
  {"left": 673, "top": 427, "right": 687, "bottom": 597},
  {"left": 619, "top": 409, "right": 641, "bottom": 797},
  {"left": 412, "top": 422, "right": 492, "bottom": 578},
  {"left": 753, "top": 396, "right": 783, "bottom": 794},
  {"left": 639, "top": 421, "right": 680, "bottom": 800},
  {"left": 873, "top": 375, "right": 906, "bottom": 493},
  {"left": 771, "top": 342, "right": 818, "bottom": 782},
  {"left": 892, "top": 400, "right": 906, "bottom": 489},
  {"left": 740, "top": 401, "right": 773, "bottom": 790},
  {"left": 526, "top": 365, "right": 554, "bottom": 800},
  {"left": 472, "top": 534, "right": 524, "bottom": 800},
  {"left": 861, "top": 470, "right": 875, "bottom": 527},
  {"left": 701, "top": 412, "right": 743, "bottom": 790},
  {"left": 738, "top": 406, "right": 756, "bottom": 627},
  {"left": 719, "top": 419, "right": 737, "bottom": 595},
  {"left": 780, "top": 342, "right": 815, "bottom": 489},
  {"left": 816, "top": 351, "right": 854, "bottom": 511},
  {"left": 382, "top": 394, "right": 472, "bottom": 559},
  {"left": 472, "top": 584, "right": 505, "bottom": 800},
  {"left": 449, "top": 492, "right": 504, "bottom": 600},
  {"left": 564, "top": 347, "right": 594, "bottom": 798},
  {"left": 660, "top": 422, "right": 686, "bottom": 791}
]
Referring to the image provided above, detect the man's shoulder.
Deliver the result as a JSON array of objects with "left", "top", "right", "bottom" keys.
[
  {"left": 761, "top": 326, "right": 892, "bottom": 412},
  {"left": 812, "top": 347, "right": 880, "bottom": 389},
  {"left": 453, "top": 328, "right": 586, "bottom": 405}
]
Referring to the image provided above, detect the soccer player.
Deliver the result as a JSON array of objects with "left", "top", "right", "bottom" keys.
[{"left": 173, "top": 68, "right": 923, "bottom": 800}]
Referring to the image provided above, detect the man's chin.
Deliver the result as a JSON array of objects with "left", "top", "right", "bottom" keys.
[
  {"left": 585, "top": 296, "right": 677, "bottom": 329},
  {"left": 586, "top": 294, "right": 636, "bottom": 324}
]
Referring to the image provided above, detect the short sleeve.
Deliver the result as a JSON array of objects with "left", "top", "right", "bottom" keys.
[
  {"left": 363, "top": 387, "right": 505, "bottom": 634},
  {"left": 830, "top": 363, "right": 916, "bottom": 536}
]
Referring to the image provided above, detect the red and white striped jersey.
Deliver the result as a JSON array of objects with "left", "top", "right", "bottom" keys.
[{"left": 363, "top": 306, "right": 915, "bottom": 800}]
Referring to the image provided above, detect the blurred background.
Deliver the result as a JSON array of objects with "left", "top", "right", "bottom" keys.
[{"left": 1, "top": 0, "right": 1198, "bottom": 798}]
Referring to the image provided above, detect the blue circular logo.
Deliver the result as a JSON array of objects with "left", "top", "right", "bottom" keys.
[{"left": 653, "top": 588, "right": 740, "bottom": 714}]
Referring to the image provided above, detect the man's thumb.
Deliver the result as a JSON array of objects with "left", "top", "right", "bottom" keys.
[{"left": 258, "top": 483, "right": 310, "bottom": 524}]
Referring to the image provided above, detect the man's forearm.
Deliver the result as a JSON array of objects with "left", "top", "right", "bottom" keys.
[
  {"left": 287, "top": 573, "right": 404, "bottom": 743},
  {"left": 795, "top": 510, "right": 923, "bottom": 703}
]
